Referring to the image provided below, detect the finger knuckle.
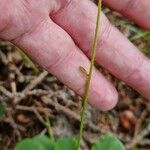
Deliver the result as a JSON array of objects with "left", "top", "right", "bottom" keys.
[
  {"left": 45, "top": 46, "right": 76, "bottom": 72},
  {"left": 51, "top": 0, "right": 73, "bottom": 15}
]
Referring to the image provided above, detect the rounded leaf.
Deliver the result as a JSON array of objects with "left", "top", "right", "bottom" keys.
[
  {"left": 55, "top": 137, "right": 76, "bottom": 150},
  {"left": 33, "top": 135, "right": 55, "bottom": 150},
  {"left": 92, "top": 134, "right": 125, "bottom": 150},
  {"left": 14, "top": 138, "right": 44, "bottom": 150}
]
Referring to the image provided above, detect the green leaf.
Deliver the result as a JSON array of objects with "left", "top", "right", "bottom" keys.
[
  {"left": 33, "top": 135, "right": 55, "bottom": 150},
  {"left": 14, "top": 138, "right": 44, "bottom": 150},
  {"left": 92, "top": 134, "right": 125, "bottom": 150},
  {"left": 55, "top": 137, "right": 76, "bottom": 150},
  {"left": 0, "top": 103, "right": 6, "bottom": 118},
  {"left": 14, "top": 135, "right": 55, "bottom": 150}
]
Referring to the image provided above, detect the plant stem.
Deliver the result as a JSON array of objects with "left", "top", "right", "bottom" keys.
[
  {"left": 76, "top": 1, "right": 102, "bottom": 150},
  {"left": 14, "top": 46, "right": 39, "bottom": 74},
  {"left": 45, "top": 115, "right": 54, "bottom": 141}
]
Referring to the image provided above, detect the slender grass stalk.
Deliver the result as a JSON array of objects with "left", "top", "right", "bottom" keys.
[
  {"left": 76, "top": 1, "right": 102, "bottom": 149},
  {"left": 45, "top": 115, "right": 54, "bottom": 142},
  {"left": 14, "top": 46, "right": 39, "bottom": 74}
]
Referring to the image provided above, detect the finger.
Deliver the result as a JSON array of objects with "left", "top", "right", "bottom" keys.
[
  {"left": 51, "top": 0, "right": 150, "bottom": 100},
  {"left": 11, "top": 18, "right": 118, "bottom": 111},
  {"left": 102, "top": 0, "right": 150, "bottom": 30}
]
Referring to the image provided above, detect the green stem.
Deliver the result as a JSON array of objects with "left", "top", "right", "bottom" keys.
[
  {"left": 45, "top": 115, "right": 54, "bottom": 142},
  {"left": 76, "top": 1, "right": 102, "bottom": 150}
]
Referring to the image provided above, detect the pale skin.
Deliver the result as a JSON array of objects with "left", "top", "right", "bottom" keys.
[{"left": 0, "top": 0, "right": 150, "bottom": 111}]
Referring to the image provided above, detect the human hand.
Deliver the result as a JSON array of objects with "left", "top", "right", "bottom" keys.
[{"left": 0, "top": 0, "right": 150, "bottom": 111}]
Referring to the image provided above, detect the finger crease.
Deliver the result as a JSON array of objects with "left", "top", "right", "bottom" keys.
[{"left": 46, "top": 45, "right": 76, "bottom": 71}]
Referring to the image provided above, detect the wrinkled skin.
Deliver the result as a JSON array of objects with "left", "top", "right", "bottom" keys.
[{"left": 0, "top": 0, "right": 150, "bottom": 111}]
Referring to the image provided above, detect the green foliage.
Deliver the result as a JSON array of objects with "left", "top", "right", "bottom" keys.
[
  {"left": 15, "top": 135, "right": 54, "bottom": 150},
  {"left": 15, "top": 138, "right": 44, "bottom": 150},
  {"left": 14, "top": 134, "right": 125, "bottom": 150},
  {"left": 92, "top": 134, "right": 125, "bottom": 150},
  {"left": 55, "top": 138, "right": 76, "bottom": 150},
  {"left": 14, "top": 135, "right": 76, "bottom": 150},
  {"left": 0, "top": 102, "right": 6, "bottom": 118},
  {"left": 33, "top": 135, "right": 55, "bottom": 150}
]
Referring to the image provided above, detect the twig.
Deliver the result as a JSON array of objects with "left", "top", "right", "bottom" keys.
[
  {"left": 127, "top": 123, "right": 150, "bottom": 149},
  {"left": 134, "top": 109, "right": 147, "bottom": 136},
  {"left": 14, "top": 71, "right": 48, "bottom": 104},
  {"left": 0, "top": 86, "right": 13, "bottom": 99},
  {"left": 0, "top": 48, "right": 24, "bottom": 78},
  {"left": 16, "top": 105, "right": 46, "bottom": 125},
  {"left": 4, "top": 117, "right": 25, "bottom": 132},
  {"left": 4, "top": 113, "right": 26, "bottom": 140},
  {"left": 7, "top": 51, "right": 17, "bottom": 95},
  {"left": 41, "top": 96, "right": 100, "bottom": 133},
  {"left": 40, "top": 128, "right": 47, "bottom": 136},
  {"left": 17, "top": 89, "right": 49, "bottom": 98},
  {"left": 139, "top": 138, "right": 150, "bottom": 146},
  {"left": 42, "top": 96, "right": 80, "bottom": 120},
  {"left": 0, "top": 49, "right": 8, "bottom": 64},
  {"left": 23, "top": 71, "right": 48, "bottom": 93}
]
